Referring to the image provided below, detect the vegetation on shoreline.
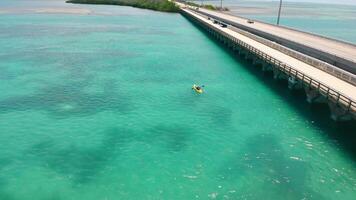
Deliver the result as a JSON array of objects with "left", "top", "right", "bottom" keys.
[
  {"left": 66, "top": 0, "right": 180, "bottom": 12},
  {"left": 178, "top": 0, "right": 229, "bottom": 11}
]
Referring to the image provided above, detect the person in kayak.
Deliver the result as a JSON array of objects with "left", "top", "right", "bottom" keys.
[{"left": 192, "top": 84, "right": 204, "bottom": 94}]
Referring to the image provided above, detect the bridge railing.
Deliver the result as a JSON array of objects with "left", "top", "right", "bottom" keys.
[
  {"left": 228, "top": 26, "right": 356, "bottom": 87},
  {"left": 235, "top": 34, "right": 356, "bottom": 113}
]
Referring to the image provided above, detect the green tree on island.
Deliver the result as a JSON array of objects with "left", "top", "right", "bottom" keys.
[{"left": 66, "top": 0, "right": 180, "bottom": 12}]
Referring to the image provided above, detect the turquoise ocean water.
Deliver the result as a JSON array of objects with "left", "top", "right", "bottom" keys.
[{"left": 0, "top": 0, "right": 356, "bottom": 199}]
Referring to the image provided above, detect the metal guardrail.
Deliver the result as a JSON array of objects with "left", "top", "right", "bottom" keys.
[{"left": 181, "top": 9, "right": 356, "bottom": 115}]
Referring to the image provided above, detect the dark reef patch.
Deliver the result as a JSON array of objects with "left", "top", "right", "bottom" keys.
[
  {"left": 0, "top": 80, "right": 133, "bottom": 118},
  {"left": 26, "top": 124, "right": 194, "bottom": 184},
  {"left": 28, "top": 128, "right": 133, "bottom": 184},
  {"left": 208, "top": 105, "right": 233, "bottom": 127},
  {"left": 148, "top": 124, "right": 193, "bottom": 152}
]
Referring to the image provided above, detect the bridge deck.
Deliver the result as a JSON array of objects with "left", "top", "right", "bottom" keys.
[
  {"left": 182, "top": 8, "right": 356, "bottom": 112},
  {"left": 198, "top": 8, "right": 356, "bottom": 64}
]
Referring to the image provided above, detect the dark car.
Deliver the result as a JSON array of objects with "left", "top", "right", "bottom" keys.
[
  {"left": 220, "top": 23, "right": 227, "bottom": 28},
  {"left": 247, "top": 19, "right": 254, "bottom": 24}
]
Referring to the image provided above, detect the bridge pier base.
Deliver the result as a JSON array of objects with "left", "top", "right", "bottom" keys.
[
  {"left": 246, "top": 53, "right": 254, "bottom": 62},
  {"left": 235, "top": 46, "right": 243, "bottom": 54},
  {"left": 253, "top": 58, "right": 262, "bottom": 66},
  {"left": 273, "top": 68, "right": 281, "bottom": 79},
  {"left": 288, "top": 76, "right": 302, "bottom": 90},
  {"left": 262, "top": 63, "right": 272, "bottom": 72},
  {"left": 328, "top": 102, "right": 352, "bottom": 121},
  {"left": 305, "top": 87, "right": 325, "bottom": 103},
  {"left": 239, "top": 50, "right": 247, "bottom": 57},
  {"left": 232, "top": 45, "right": 239, "bottom": 52},
  {"left": 227, "top": 41, "right": 233, "bottom": 49},
  {"left": 256, "top": 58, "right": 262, "bottom": 64}
]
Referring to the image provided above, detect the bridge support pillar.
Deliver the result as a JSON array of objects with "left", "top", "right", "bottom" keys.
[
  {"left": 262, "top": 63, "right": 272, "bottom": 72},
  {"left": 226, "top": 41, "right": 230, "bottom": 48},
  {"left": 254, "top": 59, "right": 265, "bottom": 68},
  {"left": 288, "top": 76, "right": 302, "bottom": 90},
  {"left": 252, "top": 58, "right": 259, "bottom": 65},
  {"left": 239, "top": 50, "right": 247, "bottom": 57},
  {"left": 228, "top": 42, "right": 234, "bottom": 49},
  {"left": 223, "top": 38, "right": 227, "bottom": 45},
  {"left": 328, "top": 102, "right": 352, "bottom": 121},
  {"left": 305, "top": 87, "right": 325, "bottom": 103},
  {"left": 273, "top": 68, "right": 281, "bottom": 79},
  {"left": 232, "top": 44, "right": 238, "bottom": 51},
  {"left": 246, "top": 53, "right": 254, "bottom": 61},
  {"left": 253, "top": 58, "right": 264, "bottom": 67}
]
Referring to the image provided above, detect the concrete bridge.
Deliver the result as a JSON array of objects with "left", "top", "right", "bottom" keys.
[{"left": 175, "top": 2, "right": 356, "bottom": 121}]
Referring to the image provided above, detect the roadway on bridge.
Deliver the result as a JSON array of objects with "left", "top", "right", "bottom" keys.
[
  {"left": 182, "top": 8, "right": 356, "bottom": 112},
  {"left": 194, "top": 7, "right": 356, "bottom": 68}
]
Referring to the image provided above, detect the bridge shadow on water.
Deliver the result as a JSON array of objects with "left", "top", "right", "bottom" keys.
[{"left": 186, "top": 18, "right": 356, "bottom": 161}]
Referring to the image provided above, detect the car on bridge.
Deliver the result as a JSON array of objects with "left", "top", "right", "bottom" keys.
[{"left": 220, "top": 23, "right": 227, "bottom": 28}]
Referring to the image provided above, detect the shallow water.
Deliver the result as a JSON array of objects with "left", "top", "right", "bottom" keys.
[{"left": 0, "top": 1, "right": 356, "bottom": 200}]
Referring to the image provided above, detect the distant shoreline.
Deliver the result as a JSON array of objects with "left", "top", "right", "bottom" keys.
[{"left": 66, "top": 0, "right": 180, "bottom": 13}]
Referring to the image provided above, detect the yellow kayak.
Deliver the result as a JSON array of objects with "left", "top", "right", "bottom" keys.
[{"left": 192, "top": 84, "right": 203, "bottom": 94}]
